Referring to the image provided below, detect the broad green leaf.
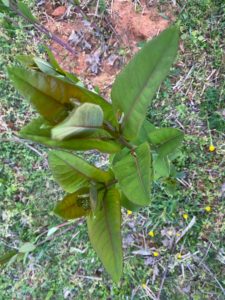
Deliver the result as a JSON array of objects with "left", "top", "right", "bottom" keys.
[
  {"left": 48, "top": 150, "right": 112, "bottom": 193},
  {"left": 20, "top": 117, "right": 121, "bottom": 153},
  {"left": 17, "top": 1, "right": 37, "bottom": 22},
  {"left": 111, "top": 25, "right": 179, "bottom": 140},
  {"left": 0, "top": 251, "right": 17, "bottom": 266},
  {"left": 8, "top": 67, "right": 69, "bottom": 124},
  {"left": 54, "top": 188, "right": 90, "bottom": 219},
  {"left": 153, "top": 155, "right": 170, "bottom": 179},
  {"left": 162, "top": 177, "right": 178, "bottom": 195},
  {"left": 113, "top": 142, "right": 152, "bottom": 206},
  {"left": 51, "top": 103, "right": 104, "bottom": 141},
  {"left": 133, "top": 120, "right": 155, "bottom": 145},
  {"left": 87, "top": 188, "right": 122, "bottom": 282},
  {"left": 19, "top": 242, "right": 36, "bottom": 253},
  {"left": 121, "top": 193, "right": 143, "bottom": 212},
  {"left": 148, "top": 128, "right": 184, "bottom": 156},
  {"left": 8, "top": 66, "right": 117, "bottom": 126}
]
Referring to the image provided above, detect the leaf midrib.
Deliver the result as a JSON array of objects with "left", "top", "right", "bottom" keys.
[
  {"left": 132, "top": 151, "right": 149, "bottom": 198},
  {"left": 102, "top": 190, "right": 121, "bottom": 277},
  {"left": 53, "top": 152, "right": 108, "bottom": 182},
  {"left": 152, "top": 133, "right": 183, "bottom": 148}
]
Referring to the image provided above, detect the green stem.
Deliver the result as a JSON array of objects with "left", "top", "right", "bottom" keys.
[{"left": 103, "top": 121, "right": 135, "bottom": 150}]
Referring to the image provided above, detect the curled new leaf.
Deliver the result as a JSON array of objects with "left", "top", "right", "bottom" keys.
[
  {"left": 20, "top": 117, "right": 121, "bottom": 153},
  {"left": 51, "top": 103, "right": 104, "bottom": 141}
]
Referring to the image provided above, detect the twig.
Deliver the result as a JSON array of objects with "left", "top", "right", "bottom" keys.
[
  {"left": 8, "top": 1, "right": 76, "bottom": 56},
  {"left": 75, "top": 275, "right": 102, "bottom": 281},
  {"left": 198, "top": 241, "right": 212, "bottom": 266},
  {"left": 156, "top": 237, "right": 176, "bottom": 300},
  {"left": 36, "top": 224, "right": 78, "bottom": 247},
  {"left": 196, "top": 259, "right": 225, "bottom": 297},
  {"left": 176, "top": 216, "right": 196, "bottom": 244},
  {"left": 1, "top": 136, "right": 46, "bottom": 159}
]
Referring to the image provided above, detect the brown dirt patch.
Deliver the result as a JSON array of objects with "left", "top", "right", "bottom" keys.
[
  {"left": 112, "top": 0, "right": 170, "bottom": 48},
  {"left": 42, "top": 1, "right": 174, "bottom": 98}
]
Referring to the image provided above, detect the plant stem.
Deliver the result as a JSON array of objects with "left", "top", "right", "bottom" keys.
[
  {"left": 9, "top": 1, "right": 76, "bottom": 55},
  {"left": 118, "top": 135, "right": 135, "bottom": 150}
]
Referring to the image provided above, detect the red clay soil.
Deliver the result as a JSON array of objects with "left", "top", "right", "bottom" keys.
[{"left": 43, "top": 0, "right": 173, "bottom": 98}]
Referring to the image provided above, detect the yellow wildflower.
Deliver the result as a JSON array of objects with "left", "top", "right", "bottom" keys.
[
  {"left": 205, "top": 206, "right": 211, "bottom": 212},
  {"left": 209, "top": 145, "right": 215, "bottom": 152},
  {"left": 153, "top": 251, "right": 159, "bottom": 257},
  {"left": 183, "top": 213, "right": 188, "bottom": 220},
  {"left": 142, "top": 283, "right": 147, "bottom": 289},
  {"left": 148, "top": 230, "right": 155, "bottom": 237},
  {"left": 177, "top": 253, "right": 182, "bottom": 259},
  {"left": 176, "top": 233, "right": 181, "bottom": 237},
  {"left": 127, "top": 210, "right": 132, "bottom": 215}
]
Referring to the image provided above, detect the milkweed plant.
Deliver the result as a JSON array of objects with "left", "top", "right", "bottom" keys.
[{"left": 7, "top": 24, "right": 183, "bottom": 282}]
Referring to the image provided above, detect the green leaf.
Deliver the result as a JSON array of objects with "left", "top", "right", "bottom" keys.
[
  {"left": 33, "top": 57, "right": 62, "bottom": 77},
  {"left": 0, "top": 251, "right": 17, "bottom": 266},
  {"left": 8, "top": 67, "right": 69, "bottom": 124},
  {"left": 51, "top": 103, "right": 104, "bottom": 141},
  {"left": 20, "top": 117, "right": 121, "bottom": 153},
  {"left": 153, "top": 155, "right": 170, "bottom": 179},
  {"left": 19, "top": 242, "right": 36, "bottom": 253},
  {"left": 8, "top": 66, "right": 117, "bottom": 126},
  {"left": 17, "top": 1, "right": 37, "bottom": 22},
  {"left": 16, "top": 54, "right": 36, "bottom": 67},
  {"left": 113, "top": 142, "right": 152, "bottom": 206},
  {"left": 133, "top": 120, "right": 155, "bottom": 145},
  {"left": 48, "top": 150, "right": 112, "bottom": 193},
  {"left": 111, "top": 25, "right": 179, "bottom": 140},
  {"left": 148, "top": 128, "right": 184, "bottom": 156},
  {"left": 43, "top": 45, "right": 79, "bottom": 83},
  {"left": 87, "top": 188, "right": 122, "bottom": 282},
  {"left": 121, "top": 193, "right": 143, "bottom": 211},
  {"left": 54, "top": 188, "right": 90, "bottom": 219}
]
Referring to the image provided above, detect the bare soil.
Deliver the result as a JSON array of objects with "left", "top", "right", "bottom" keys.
[{"left": 42, "top": 0, "right": 173, "bottom": 98}]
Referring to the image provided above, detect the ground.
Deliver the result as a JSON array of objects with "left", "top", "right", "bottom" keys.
[{"left": 0, "top": 0, "right": 225, "bottom": 299}]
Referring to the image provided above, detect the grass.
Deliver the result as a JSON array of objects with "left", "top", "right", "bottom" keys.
[{"left": 0, "top": 0, "right": 225, "bottom": 299}]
